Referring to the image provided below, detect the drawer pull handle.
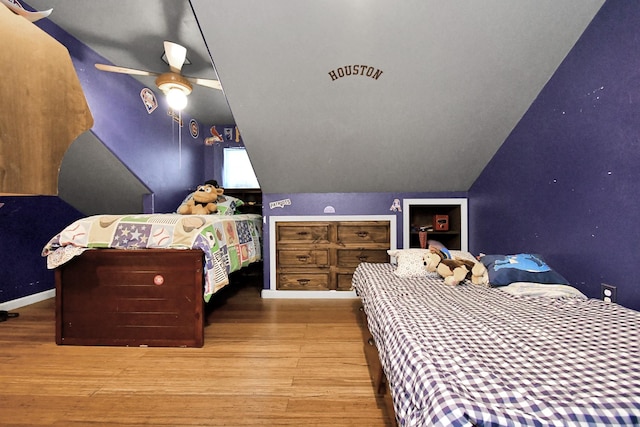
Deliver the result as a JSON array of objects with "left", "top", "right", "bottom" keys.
[
  {"left": 358, "top": 256, "right": 368, "bottom": 262},
  {"left": 297, "top": 279, "right": 310, "bottom": 286},
  {"left": 367, "top": 338, "right": 376, "bottom": 346},
  {"left": 297, "top": 255, "right": 309, "bottom": 262},
  {"left": 297, "top": 231, "right": 310, "bottom": 236},
  {"left": 356, "top": 231, "right": 369, "bottom": 238}
]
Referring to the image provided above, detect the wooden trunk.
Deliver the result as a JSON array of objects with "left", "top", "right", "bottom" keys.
[{"left": 55, "top": 249, "right": 205, "bottom": 347}]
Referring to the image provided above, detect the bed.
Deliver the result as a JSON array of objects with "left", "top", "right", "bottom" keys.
[
  {"left": 42, "top": 212, "right": 262, "bottom": 347},
  {"left": 352, "top": 253, "right": 640, "bottom": 426}
]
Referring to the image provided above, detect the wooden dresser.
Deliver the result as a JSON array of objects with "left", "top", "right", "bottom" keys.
[{"left": 275, "top": 219, "right": 391, "bottom": 291}]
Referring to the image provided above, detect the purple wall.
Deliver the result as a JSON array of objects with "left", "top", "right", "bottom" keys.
[
  {"left": 469, "top": 1, "right": 640, "bottom": 310},
  {"left": 36, "top": 19, "right": 207, "bottom": 213},
  {"left": 0, "top": 196, "right": 82, "bottom": 304}
]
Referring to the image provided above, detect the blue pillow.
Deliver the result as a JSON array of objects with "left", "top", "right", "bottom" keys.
[{"left": 480, "top": 254, "right": 570, "bottom": 287}]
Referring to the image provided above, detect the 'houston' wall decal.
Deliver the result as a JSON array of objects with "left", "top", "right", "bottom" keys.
[{"left": 328, "top": 65, "right": 383, "bottom": 81}]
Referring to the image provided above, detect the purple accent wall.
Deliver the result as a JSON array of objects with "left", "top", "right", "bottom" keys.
[
  {"left": 469, "top": 1, "right": 640, "bottom": 310},
  {"left": 0, "top": 197, "right": 82, "bottom": 303},
  {"left": 36, "top": 19, "right": 208, "bottom": 213},
  {"left": 262, "top": 191, "right": 467, "bottom": 290}
]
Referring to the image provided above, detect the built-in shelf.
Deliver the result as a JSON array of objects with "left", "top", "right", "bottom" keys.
[{"left": 402, "top": 198, "right": 468, "bottom": 251}]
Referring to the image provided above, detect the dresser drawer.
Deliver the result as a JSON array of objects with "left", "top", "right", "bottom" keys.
[
  {"left": 337, "top": 222, "right": 390, "bottom": 245},
  {"left": 337, "top": 273, "right": 354, "bottom": 291},
  {"left": 276, "top": 223, "right": 330, "bottom": 244},
  {"left": 277, "top": 272, "right": 331, "bottom": 290},
  {"left": 337, "top": 249, "right": 389, "bottom": 267},
  {"left": 278, "top": 249, "right": 329, "bottom": 267}
]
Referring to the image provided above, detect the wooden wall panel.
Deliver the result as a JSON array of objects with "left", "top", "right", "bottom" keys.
[{"left": 0, "top": 6, "right": 93, "bottom": 195}]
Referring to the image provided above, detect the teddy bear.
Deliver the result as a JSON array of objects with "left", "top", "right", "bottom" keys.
[
  {"left": 177, "top": 180, "right": 225, "bottom": 215},
  {"left": 424, "top": 246, "right": 484, "bottom": 286}
]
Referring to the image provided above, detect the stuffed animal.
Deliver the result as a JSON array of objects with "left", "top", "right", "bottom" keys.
[
  {"left": 424, "top": 246, "right": 483, "bottom": 286},
  {"left": 470, "top": 261, "right": 490, "bottom": 286},
  {"left": 177, "top": 180, "right": 224, "bottom": 215}
]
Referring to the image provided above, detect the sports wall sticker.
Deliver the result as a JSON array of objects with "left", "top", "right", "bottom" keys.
[
  {"left": 140, "top": 88, "right": 158, "bottom": 114},
  {"left": 328, "top": 64, "right": 383, "bottom": 81},
  {"left": 167, "top": 108, "right": 183, "bottom": 126},
  {"left": 204, "top": 125, "right": 242, "bottom": 146},
  {"left": 189, "top": 119, "right": 199, "bottom": 138}
]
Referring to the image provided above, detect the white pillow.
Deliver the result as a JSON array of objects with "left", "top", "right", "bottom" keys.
[{"left": 387, "top": 249, "right": 431, "bottom": 277}]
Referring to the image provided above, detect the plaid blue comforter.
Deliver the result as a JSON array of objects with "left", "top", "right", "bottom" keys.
[{"left": 352, "top": 262, "right": 640, "bottom": 427}]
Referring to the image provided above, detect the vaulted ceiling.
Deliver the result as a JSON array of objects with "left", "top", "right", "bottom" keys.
[{"left": 25, "top": 0, "right": 604, "bottom": 195}]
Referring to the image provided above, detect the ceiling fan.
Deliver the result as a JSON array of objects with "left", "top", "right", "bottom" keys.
[
  {"left": 95, "top": 41, "right": 222, "bottom": 110},
  {"left": 1, "top": 0, "right": 52, "bottom": 22}
]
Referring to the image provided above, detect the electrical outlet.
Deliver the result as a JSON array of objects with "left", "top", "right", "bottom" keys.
[{"left": 601, "top": 283, "right": 617, "bottom": 303}]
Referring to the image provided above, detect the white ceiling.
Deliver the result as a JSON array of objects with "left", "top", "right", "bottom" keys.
[{"left": 24, "top": 0, "right": 604, "bottom": 194}]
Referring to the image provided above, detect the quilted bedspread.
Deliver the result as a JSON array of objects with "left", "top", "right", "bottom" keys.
[
  {"left": 42, "top": 214, "right": 262, "bottom": 302},
  {"left": 352, "top": 262, "right": 640, "bottom": 427}
]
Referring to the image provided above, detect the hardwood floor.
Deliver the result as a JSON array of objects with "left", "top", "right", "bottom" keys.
[{"left": 0, "top": 272, "right": 394, "bottom": 426}]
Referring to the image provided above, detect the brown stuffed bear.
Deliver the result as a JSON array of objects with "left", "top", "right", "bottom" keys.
[
  {"left": 424, "top": 246, "right": 482, "bottom": 286},
  {"left": 177, "top": 181, "right": 224, "bottom": 215}
]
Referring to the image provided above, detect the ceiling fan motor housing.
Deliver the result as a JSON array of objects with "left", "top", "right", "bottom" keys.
[{"left": 155, "top": 72, "right": 193, "bottom": 95}]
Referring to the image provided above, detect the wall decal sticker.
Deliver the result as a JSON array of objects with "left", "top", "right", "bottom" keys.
[
  {"left": 269, "top": 198, "right": 292, "bottom": 209},
  {"left": 323, "top": 206, "right": 336, "bottom": 214},
  {"left": 140, "top": 88, "right": 157, "bottom": 114},
  {"left": 209, "top": 126, "right": 223, "bottom": 142},
  {"left": 328, "top": 65, "right": 383, "bottom": 81},
  {"left": 189, "top": 119, "right": 199, "bottom": 138},
  {"left": 167, "top": 109, "right": 183, "bottom": 126},
  {"left": 390, "top": 199, "right": 402, "bottom": 212}
]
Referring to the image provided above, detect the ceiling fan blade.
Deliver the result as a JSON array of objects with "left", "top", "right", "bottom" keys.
[
  {"left": 95, "top": 63, "right": 159, "bottom": 77},
  {"left": 164, "top": 41, "right": 187, "bottom": 73},
  {"left": 0, "top": 0, "right": 52, "bottom": 22},
  {"left": 185, "top": 76, "right": 222, "bottom": 91}
]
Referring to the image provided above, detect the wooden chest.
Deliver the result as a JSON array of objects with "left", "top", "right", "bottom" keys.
[
  {"left": 55, "top": 249, "right": 205, "bottom": 347},
  {"left": 275, "top": 220, "right": 390, "bottom": 291}
]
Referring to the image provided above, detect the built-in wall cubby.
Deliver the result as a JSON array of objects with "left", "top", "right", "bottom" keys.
[{"left": 402, "top": 198, "right": 468, "bottom": 251}]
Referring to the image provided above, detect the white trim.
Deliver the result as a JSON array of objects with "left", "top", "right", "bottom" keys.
[
  {"left": 261, "top": 289, "right": 358, "bottom": 299},
  {"left": 267, "top": 214, "right": 397, "bottom": 298},
  {"left": 0, "top": 289, "right": 55, "bottom": 311},
  {"left": 402, "top": 198, "right": 468, "bottom": 251}
]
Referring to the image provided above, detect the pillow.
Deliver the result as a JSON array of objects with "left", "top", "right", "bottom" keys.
[
  {"left": 499, "top": 282, "right": 587, "bottom": 299},
  {"left": 480, "top": 254, "right": 570, "bottom": 287},
  {"left": 387, "top": 249, "right": 431, "bottom": 277},
  {"left": 215, "top": 195, "right": 245, "bottom": 215},
  {"left": 449, "top": 250, "right": 477, "bottom": 263}
]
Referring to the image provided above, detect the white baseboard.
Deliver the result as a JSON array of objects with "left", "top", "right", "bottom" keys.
[
  {"left": 0, "top": 289, "right": 55, "bottom": 311},
  {"left": 261, "top": 289, "right": 358, "bottom": 299}
]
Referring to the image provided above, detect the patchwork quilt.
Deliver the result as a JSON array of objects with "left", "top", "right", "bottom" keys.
[
  {"left": 42, "top": 213, "right": 262, "bottom": 301},
  {"left": 352, "top": 262, "right": 640, "bottom": 427}
]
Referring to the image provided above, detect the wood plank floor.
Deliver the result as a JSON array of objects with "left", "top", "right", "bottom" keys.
[{"left": 0, "top": 273, "right": 394, "bottom": 426}]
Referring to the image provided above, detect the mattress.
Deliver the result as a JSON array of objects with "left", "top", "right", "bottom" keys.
[{"left": 352, "top": 262, "right": 640, "bottom": 426}]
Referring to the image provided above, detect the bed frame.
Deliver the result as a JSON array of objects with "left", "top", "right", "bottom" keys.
[
  {"left": 55, "top": 249, "right": 205, "bottom": 347},
  {"left": 355, "top": 303, "right": 397, "bottom": 425}
]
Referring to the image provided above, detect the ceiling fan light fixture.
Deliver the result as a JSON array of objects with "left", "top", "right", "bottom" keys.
[
  {"left": 156, "top": 72, "right": 192, "bottom": 110},
  {"left": 166, "top": 87, "right": 188, "bottom": 110}
]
